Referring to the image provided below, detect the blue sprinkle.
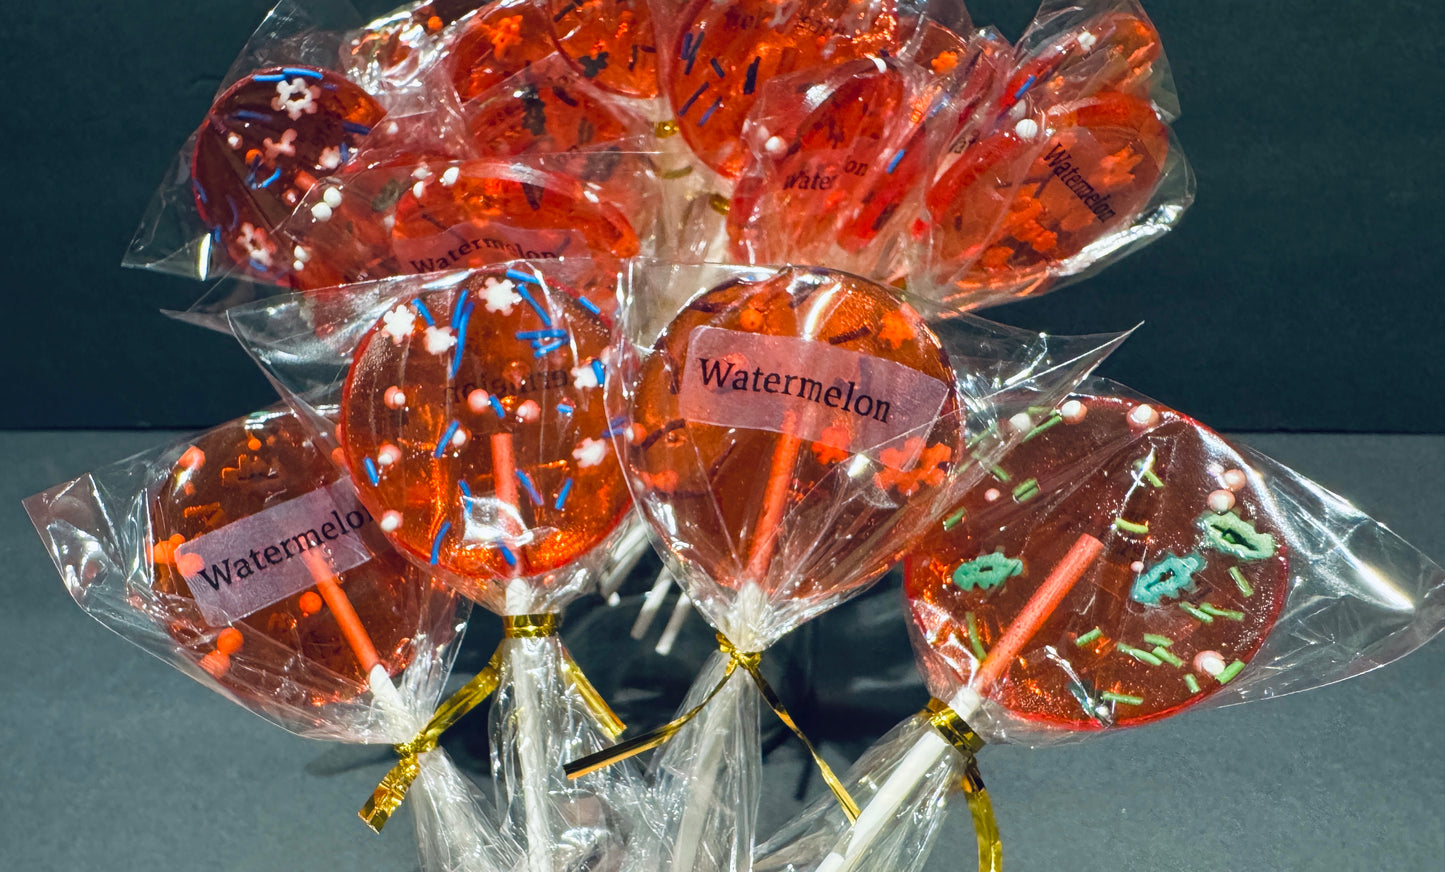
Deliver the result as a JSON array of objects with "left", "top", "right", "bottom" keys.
[
  {"left": 505, "top": 268, "right": 541, "bottom": 285},
  {"left": 743, "top": 57, "right": 760, "bottom": 95},
  {"left": 412, "top": 298, "right": 436, "bottom": 326},
  {"left": 322, "top": 82, "right": 339, "bottom": 91},
  {"left": 459, "top": 480, "right": 473, "bottom": 499},
  {"left": 678, "top": 81, "right": 709, "bottom": 117},
  {"left": 698, "top": 97, "right": 722, "bottom": 126},
  {"left": 282, "top": 67, "right": 323, "bottom": 80},
  {"left": 192, "top": 178, "right": 208, "bottom": 205},
  {"left": 515, "top": 286, "right": 552, "bottom": 326},
  {"left": 516, "top": 329, "right": 568, "bottom": 339},
  {"left": 253, "top": 167, "right": 282, "bottom": 189},
  {"left": 683, "top": 32, "right": 703, "bottom": 74},
  {"left": 577, "top": 296, "right": 601, "bottom": 316},
  {"left": 363, "top": 457, "right": 380, "bottom": 486},
  {"left": 210, "top": 227, "right": 222, "bottom": 245},
  {"left": 488, "top": 394, "right": 506, "bottom": 418},
  {"left": 451, "top": 295, "right": 467, "bottom": 330},
  {"left": 498, "top": 545, "right": 517, "bottom": 567},
  {"left": 516, "top": 470, "right": 543, "bottom": 506},
  {"left": 434, "top": 420, "right": 461, "bottom": 457},
  {"left": 555, "top": 478, "right": 573, "bottom": 511},
  {"left": 556, "top": 403, "right": 574, "bottom": 415},
  {"left": 342, "top": 121, "right": 372, "bottom": 136},
  {"left": 680, "top": 32, "right": 693, "bottom": 60},
  {"left": 430, "top": 522, "right": 451, "bottom": 565},
  {"left": 253, "top": 73, "right": 285, "bottom": 82},
  {"left": 1013, "top": 74, "right": 1036, "bottom": 101},
  {"left": 710, "top": 57, "right": 725, "bottom": 78},
  {"left": 591, "top": 359, "right": 606, "bottom": 384},
  {"left": 233, "top": 109, "right": 270, "bottom": 122},
  {"left": 886, "top": 150, "right": 905, "bottom": 174},
  {"left": 340, "top": 141, "right": 350, "bottom": 163},
  {"left": 534, "top": 339, "right": 566, "bottom": 358},
  {"left": 449, "top": 315, "right": 469, "bottom": 379},
  {"left": 249, "top": 258, "right": 270, "bottom": 273}
]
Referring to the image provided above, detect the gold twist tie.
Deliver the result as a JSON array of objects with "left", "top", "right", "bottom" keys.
[
  {"left": 358, "top": 613, "right": 624, "bottom": 832},
  {"left": 564, "top": 634, "right": 861, "bottom": 823},
  {"left": 924, "top": 699, "right": 1002, "bottom": 872}
]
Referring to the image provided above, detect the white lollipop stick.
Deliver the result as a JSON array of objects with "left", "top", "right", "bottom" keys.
[
  {"left": 506, "top": 580, "right": 555, "bottom": 872},
  {"left": 631, "top": 566, "right": 676, "bottom": 639},
  {"left": 655, "top": 593, "right": 693, "bottom": 656}
]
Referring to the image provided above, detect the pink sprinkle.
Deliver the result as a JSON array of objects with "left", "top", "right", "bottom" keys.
[
  {"left": 1222, "top": 469, "right": 1247, "bottom": 491},
  {"left": 377, "top": 443, "right": 401, "bottom": 466},
  {"left": 1194, "top": 650, "right": 1226, "bottom": 676},
  {"left": 467, "top": 389, "right": 490, "bottom": 414},
  {"left": 985, "top": 488, "right": 1001, "bottom": 503},
  {"left": 379, "top": 511, "right": 402, "bottom": 533},
  {"left": 1207, "top": 489, "right": 1236, "bottom": 513},
  {"left": 516, "top": 400, "right": 540, "bottom": 423},
  {"left": 384, "top": 386, "right": 406, "bottom": 409},
  {"left": 1130, "top": 560, "right": 1145, "bottom": 573}
]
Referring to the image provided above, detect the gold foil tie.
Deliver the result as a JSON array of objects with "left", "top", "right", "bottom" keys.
[
  {"left": 923, "top": 698, "right": 1001, "bottom": 872},
  {"left": 564, "top": 634, "right": 861, "bottom": 823},
  {"left": 360, "top": 614, "right": 624, "bottom": 831}
]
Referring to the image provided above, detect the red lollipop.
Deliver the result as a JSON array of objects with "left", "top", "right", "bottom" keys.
[
  {"left": 190, "top": 67, "right": 385, "bottom": 281},
  {"left": 1003, "top": 11, "right": 1164, "bottom": 113},
  {"left": 447, "top": 0, "right": 559, "bottom": 102},
  {"left": 663, "top": 0, "right": 904, "bottom": 178},
  {"left": 905, "top": 392, "right": 1290, "bottom": 728},
  {"left": 337, "top": 269, "right": 631, "bottom": 608},
  {"left": 548, "top": 0, "right": 661, "bottom": 98}
]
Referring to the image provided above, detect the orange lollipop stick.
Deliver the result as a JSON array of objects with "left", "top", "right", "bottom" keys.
[
  {"left": 301, "top": 547, "right": 383, "bottom": 673},
  {"left": 744, "top": 423, "right": 803, "bottom": 583}
]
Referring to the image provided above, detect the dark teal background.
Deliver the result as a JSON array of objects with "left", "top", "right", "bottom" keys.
[{"left": 6, "top": 1, "right": 1441, "bottom": 430}]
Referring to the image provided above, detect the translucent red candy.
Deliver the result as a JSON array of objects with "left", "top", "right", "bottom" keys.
[
  {"left": 548, "top": 0, "right": 660, "bottom": 98},
  {"left": 447, "top": 0, "right": 559, "bottom": 103},
  {"left": 338, "top": 271, "right": 631, "bottom": 605},
  {"left": 629, "top": 268, "right": 961, "bottom": 603},
  {"left": 190, "top": 67, "right": 385, "bottom": 281},
  {"left": 905, "top": 394, "right": 1290, "bottom": 729},
  {"left": 148, "top": 409, "right": 427, "bottom": 706},
  {"left": 1003, "top": 13, "right": 1164, "bottom": 113},
  {"left": 664, "top": 0, "right": 903, "bottom": 178}
]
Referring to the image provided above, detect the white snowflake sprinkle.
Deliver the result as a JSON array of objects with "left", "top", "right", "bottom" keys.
[
  {"left": 381, "top": 306, "right": 416, "bottom": 344},
  {"left": 263, "top": 128, "right": 297, "bottom": 159},
  {"left": 571, "top": 362, "right": 600, "bottom": 390},
  {"left": 482, "top": 278, "right": 522, "bottom": 314},
  {"left": 573, "top": 438, "right": 609, "bottom": 468},
  {"left": 237, "top": 223, "right": 273, "bottom": 267},
  {"left": 423, "top": 325, "right": 457, "bottom": 355},
  {"left": 272, "top": 78, "right": 319, "bottom": 121},
  {"left": 317, "top": 146, "right": 342, "bottom": 170},
  {"left": 226, "top": 132, "right": 242, "bottom": 149}
]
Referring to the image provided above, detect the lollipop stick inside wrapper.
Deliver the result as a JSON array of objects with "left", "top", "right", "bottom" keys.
[
  {"left": 25, "top": 406, "right": 520, "bottom": 872},
  {"left": 229, "top": 264, "right": 651, "bottom": 870},
  {"left": 767, "top": 381, "right": 1445, "bottom": 872},
  {"left": 563, "top": 262, "right": 1126, "bottom": 872}
]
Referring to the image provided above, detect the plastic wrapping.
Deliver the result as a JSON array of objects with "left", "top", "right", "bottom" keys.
[
  {"left": 580, "top": 261, "right": 1126, "bottom": 872},
  {"left": 760, "top": 377, "right": 1445, "bottom": 872},
  {"left": 23, "top": 405, "right": 518, "bottom": 872},
  {"left": 228, "top": 263, "right": 654, "bottom": 869}
]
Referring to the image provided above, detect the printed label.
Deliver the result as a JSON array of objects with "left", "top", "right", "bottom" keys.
[
  {"left": 174, "top": 480, "right": 376, "bottom": 625},
  {"left": 679, "top": 327, "right": 950, "bottom": 467},
  {"left": 393, "top": 222, "right": 589, "bottom": 274}
]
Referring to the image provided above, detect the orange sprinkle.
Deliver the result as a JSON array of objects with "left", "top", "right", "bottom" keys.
[
  {"left": 739, "top": 307, "right": 764, "bottom": 331},
  {"left": 215, "top": 627, "right": 244, "bottom": 655},
  {"left": 199, "top": 651, "right": 231, "bottom": 679},
  {"left": 426, "top": 14, "right": 443, "bottom": 31},
  {"left": 246, "top": 436, "right": 262, "bottom": 451},
  {"left": 175, "top": 552, "right": 205, "bottom": 576},
  {"left": 298, "top": 591, "right": 324, "bottom": 616},
  {"left": 931, "top": 51, "right": 959, "bottom": 75},
  {"left": 877, "top": 310, "right": 915, "bottom": 349}
]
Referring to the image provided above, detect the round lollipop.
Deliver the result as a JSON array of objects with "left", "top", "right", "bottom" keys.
[
  {"left": 1003, "top": 11, "right": 1164, "bottom": 113},
  {"left": 147, "top": 408, "right": 425, "bottom": 707},
  {"left": 447, "top": 0, "right": 559, "bottom": 102},
  {"left": 191, "top": 66, "right": 385, "bottom": 281},
  {"left": 548, "top": 0, "right": 660, "bottom": 98}
]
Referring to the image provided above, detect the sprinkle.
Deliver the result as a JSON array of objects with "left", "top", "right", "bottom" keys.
[
  {"left": 1059, "top": 399, "right": 1087, "bottom": 423},
  {"left": 515, "top": 285, "right": 551, "bottom": 326},
  {"left": 1012, "top": 478, "right": 1040, "bottom": 502},
  {"left": 942, "top": 506, "right": 967, "bottom": 530},
  {"left": 363, "top": 457, "right": 380, "bottom": 486},
  {"left": 678, "top": 81, "right": 709, "bottom": 116},
  {"left": 458, "top": 480, "right": 472, "bottom": 500},
  {"left": 1200, "top": 603, "right": 1246, "bottom": 621},
  {"left": 1180, "top": 602, "right": 1214, "bottom": 623},
  {"left": 1075, "top": 628, "right": 1102, "bottom": 646},
  {"left": 516, "top": 470, "right": 543, "bottom": 505},
  {"left": 1152, "top": 646, "right": 1185, "bottom": 668},
  {"left": 886, "top": 149, "right": 906, "bottom": 173},
  {"left": 233, "top": 109, "right": 271, "bottom": 122},
  {"left": 1184, "top": 674, "right": 1201, "bottom": 693},
  {"left": 411, "top": 298, "right": 435, "bottom": 326},
  {"left": 555, "top": 478, "right": 573, "bottom": 510},
  {"left": 971, "top": 453, "right": 1010, "bottom": 482},
  {"left": 1023, "top": 413, "right": 1063, "bottom": 442},
  {"left": 429, "top": 522, "right": 450, "bottom": 565},
  {"left": 1012, "top": 74, "right": 1036, "bottom": 101},
  {"left": 743, "top": 57, "right": 760, "bottom": 95},
  {"left": 1195, "top": 650, "right": 1226, "bottom": 676},
  {"left": 1101, "top": 691, "right": 1143, "bottom": 706},
  {"left": 556, "top": 402, "right": 574, "bottom": 415},
  {"left": 253, "top": 73, "right": 285, "bottom": 82},
  {"left": 534, "top": 338, "right": 567, "bottom": 358},
  {"left": 1114, "top": 518, "right": 1149, "bottom": 535},
  {"left": 282, "top": 67, "right": 323, "bottom": 80},
  {"left": 379, "top": 511, "right": 402, "bottom": 533},
  {"left": 251, "top": 167, "right": 281, "bottom": 189},
  {"left": 1116, "top": 643, "right": 1163, "bottom": 666},
  {"left": 709, "top": 57, "right": 725, "bottom": 78},
  {"left": 1207, "top": 489, "right": 1236, "bottom": 513},
  {"left": 1222, "top": 469, "right": 1247, "bottom": 491},
  {"left": 965, "top": 612, "right": 987, "bottom": 661},
  {"left": 434, "top": 420, "right": 461, "bottom": 457},
  {"left": 505, "top": 268, "right": 541, "bottom": 285},
  {"left": 341, "top": 121, "right": 372, "bottom": 136},
  {"left": 1128, "top": 403, "right": 1161, "bottom": 430},
  {"left": 984, "top": 488, "right": 1001, "bottom": 502},
  {"left": 576, "top": 296, "right": 601, "bottom": 316},
  {"left": 1143, "top": 634, "right": 1174, "bottom": 648},
  {"left": 498, "top": 545, "right": 517, "bottom": 567},
  {"left": 449, "top": 303, "right": 472, "bottom": 378},
  {"left": 965, "top": 421, "right": 998, "bottom": 449},
  {"left": 698, "top": 97, "right": 723, "bottom": 126},
  {"left": 1230, "top": 566, "right": 1255, "bottom": 597},
  {"left": 1216, "top": 660, "right": 1246, "bottom": 684},
  {"left": 1133, "top": 455, "right": 1164, "bottom": 488},
  {"left": 591, "top": 359, "right": 606, "bottom": 384},
  {"left": 488, "top": 395, "right": 506, "bottom": 418},
  {"left": 516, "top": 329, "right": 568, "bottom": 339},
  {"left": 1007, "top": 412, "right": 1033, "bottom": 434}
]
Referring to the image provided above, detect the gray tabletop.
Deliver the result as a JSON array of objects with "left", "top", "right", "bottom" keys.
[{"left": 4, "top": 431, "right": 1443, "bottom": 872}]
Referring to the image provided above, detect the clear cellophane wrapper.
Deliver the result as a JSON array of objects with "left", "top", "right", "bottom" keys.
[
  {"left": 227, "top": 262, "right": 655, "bottom": 869},
  {"left": 597, "top": 260, "right": 1128, "bottom": 872},
  {"left": 756, "top": 376, "right": 1445, "bottom": 872},
  {"left": 23, "top": 405, "right": 519, "bottom": 872}
]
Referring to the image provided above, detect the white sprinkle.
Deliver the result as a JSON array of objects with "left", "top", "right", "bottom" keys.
[
  {"left": 765, "top": 135, "right": 788, "bottom": 157},
  {"left": 293, "top": 245, "right": 311, "bottom": 263},
  {"left": 412, "top": 181, "right": 425, "bottom": 198},
  {"left": 322, "top": 187, "right": 343, "bottom": 208},
  {"left": 226, "top": 132, "right": 242, "bottom": 149},
  {"left": 451, "top": 427, "right": 469, "bottom": 448},
  {"left": 1131, "top": 560, "right": 1145, "bottom": 573},
  {"left": 1014, "top": 118, "right": 1039, "bottom": 140},
  {"left": 377, "top": 444, "right": 401, "bottom": 466},
  {"left": 985, "top": 488, "right": 1001, "bottom": 503},
  {"left": 1195, "top": 651, "right": 1226, "bottom": 677},
  {"left": 1008, "top": 412, "right": 1033, "bottom": 434},
  {"left": 1078, "top": 31, "right": 1098, "bottom": 50},
  {"left": 379, "top": 511, "right": 402, "bottom": 533},
  {"left": 1207, "top": 489, "right": 1236, "bottom": 513},
  {"left": 412, "top": 166, "right": 432, "bottom": 180},
  {"left": 440, "top": 166, "right": 460, "bottom": 187},
  {"left": 292, "top": 260, "right": 305, "bottom": 272},
  {"left": 381, "top": 306, "right": 416, "bottom": 345},
  {"left": 1222, "top": 469, "right": 1247, "bottom": 492},
  {"left": 422, "top": 325, "right": 457, "bottom": 356},
  {"left": 574, "top": 438, "right": 609, "bottom": 468},
  {"left": 310, "top": 202, "right": 333, "bottom": 222},
  {"left": 1128, "top": 404, "right": 1160, "bottom": 430},
  {"left": 583, "top": 188, "right": 599, "bottom": 203},
  {"left": 386, "top": 121, "right": 400, "bottom": 135},
  {"left": 382, "top": 215, "right": 395, "bottom": 231},
  {"left": 1060, "top": 399, "right": 1087, "bottom": 424}
]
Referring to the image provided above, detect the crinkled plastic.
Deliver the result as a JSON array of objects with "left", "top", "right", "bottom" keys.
[
  {"left": 590, "top": 261, "right": 1126, "bottom": 872},
  {"left": 759, "top": 377, "right": 1445, "bottom": 872},
  {"left": 23, "top": 405, "right": 518, "bottom": 872},
  {"left": 227, "top": 263, "right": 655, "bottom": 869}
]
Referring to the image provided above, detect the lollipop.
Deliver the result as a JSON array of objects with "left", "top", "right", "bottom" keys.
[
  {"left": 190, "top": 66, "right": 385, "bottom": 282},
  {"left": 447, "top": 0, "right": 560, "bottom": 103},
  {"left": 548, "top": 0, "right": 661, "bottom": 98}
]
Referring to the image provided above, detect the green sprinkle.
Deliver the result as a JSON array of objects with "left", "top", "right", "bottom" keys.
[
  {"left": 1075, "top": 627, "right": 1103, "bottom": 646},
  {"left": 1023, "top": 413, "right": 1063, "bottom": 442},
  {"left": 965, "top": 612, "right": 987, "bottom": 661},
  {"left": 1132, "top": 456, "right": 1164, "bottom": 488},
  {"left": 1026, "top": 405, "right": 1052, "bottom": 416},
  {"left": 1116, "top": 643, "right": 1164, "bottom": 666},
  {"left": 1152, "top": 646, "right": 1185, "bottom": 668},
  {"left": 1143, "top": 634, "right": 1174, "bottom": 648},
  {"left": 942, "top": 507, "right": 967, "bottom": 531},
  {"left": 1229, "top": 566, "right": 1255, "bottom": 597},
  {"left": 1200, "top": 603, "right": 1246, "bottom": 621},
  {"left": 1217, "top": 660, "right": 1246, "bottom": 684},
  {"left": 1012, "top": 478, "right": 1040, "bottom": 502},
  {"left": 966, "top": 422, "right": 998, "bottom": 449},
  {"left": 1179, "top": 602, "right": 1214, "bottom": 623},
  {"left": 1114, "top": 518, "right": 1149, "bottom": 535},
  {"left": 1184, "top": 674, "right": 1201, "bottom": 694},
  {"left": 1102, "top": 691, "right": 1144, "bottom": 706}
]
